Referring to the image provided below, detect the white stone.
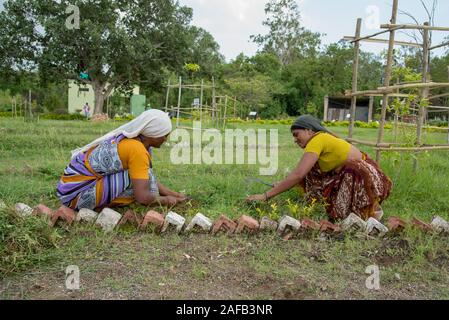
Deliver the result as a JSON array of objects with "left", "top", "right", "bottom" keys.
[
  {"left": 15, "top": 203, "right": 33, "bottom": 217},
  {"left": 95, "top": 208, "right": 122, "bottom": 232},
  {"left": 161, "top": 211, "right": 186, "bottom": 233},
  {"left": 365, "top": 218, "right": 389, "bottom": 237},
  {"left": 341, "top": 213, "right": 367, "bottom": 232},
  {"left": 430, "top": 216, "right": 449, "bottom": 233},
  {"left": 185, "top": 213, "right": 213, "bottom": 232},
  {"left": 0, "top": 200, "right": 6, "bottom": 210},
  {"left": 77, "top": 208, "right": 99, "bottom": 223},
  {"left": 277, "top": 215, "right": 301, "bottom": 234}
]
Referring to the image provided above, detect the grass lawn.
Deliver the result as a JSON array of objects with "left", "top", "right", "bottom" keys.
[{"left": 0, "top": 118, "right": 448, "bottom": 299}]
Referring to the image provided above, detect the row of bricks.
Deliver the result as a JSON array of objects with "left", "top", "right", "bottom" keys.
[{"left": 10, "top": 202, "right": 449, "bottom": 238}]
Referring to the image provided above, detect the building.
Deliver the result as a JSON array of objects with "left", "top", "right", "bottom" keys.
[
  {"left": 323, "top": 95, "right": 374, "bottom": 122},
  {"left": 68, "top": 80, "right": 142, "bottom": 116}
]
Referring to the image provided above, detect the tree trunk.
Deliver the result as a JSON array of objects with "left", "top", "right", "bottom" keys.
[{"left": 92, "top": 82, "right": 106, "bottom": 115}]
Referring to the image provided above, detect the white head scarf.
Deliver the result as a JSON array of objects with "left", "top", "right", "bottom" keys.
[{"left": 71, "top": 109, "right": 172, "bottom": 158}]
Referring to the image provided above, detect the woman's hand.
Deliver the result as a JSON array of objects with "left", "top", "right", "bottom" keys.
[
  {"left": 246, "top": 194, "right": 267, "bottom": 203},
  {"left": 159, "top": 196, "right": 180, "bottom": 207}
]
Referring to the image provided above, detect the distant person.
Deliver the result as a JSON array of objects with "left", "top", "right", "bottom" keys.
[
  {"left": 246, "top": 115, "right": 392, "bottom": 222},
  {"left": 83, "top": 103, "right": 90, "bottom": 118},
  {"left": 57, "top": 109, "right": 188, "bottom": 211}
]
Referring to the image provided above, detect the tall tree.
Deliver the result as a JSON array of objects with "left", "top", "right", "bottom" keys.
[
  {"left": 0, "top": 0, "right": 194, "bottom": 114},
  {"left": 251, "top": 0, "right": 321, "bottom": 65}
]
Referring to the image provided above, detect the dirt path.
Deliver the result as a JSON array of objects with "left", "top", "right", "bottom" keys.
[{"left": 1, "top": 232, "right": 448, "bottom": 300}]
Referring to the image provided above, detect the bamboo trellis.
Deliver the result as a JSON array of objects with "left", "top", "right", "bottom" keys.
[{"left": 342, "top": 0, "right": 449, "bottom": 170}]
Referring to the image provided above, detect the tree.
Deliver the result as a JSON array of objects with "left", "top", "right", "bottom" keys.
[
  {"left": 0, "top": 0, "right": 194, "bottom": 115},
  {"left": 251, "top": 0, "right": 321, "bottom": 65}
]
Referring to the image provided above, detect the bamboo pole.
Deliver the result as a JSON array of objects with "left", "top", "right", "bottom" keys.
[
  {"left": 346, "top": 25, "right": 405, "bottom": 43},
  {"left": 377, "top": 82, "right": 449, "bottom": 91},
  {"left": 200, "top": 79, "right": 204, "bottom": 126},
  {"left": 212, "top": 77, "right": 216, "bottom": 124},
  {"left": 349, "top": 18, "right": 362, "bottom": 139},
  {"left": 223, "top": 95, "right": 228, "bottom": 130},
  {"left": 343, "top": 36, "right": 422, "bottom": 47},
  {"left": 176, "top": 77, "right": 182, "bottom": 128},
  {"left": 429, "top": 93, "right": 449, "bottom": 100},
  {"left": 368, "top": 96, "right": 374, "bottom": 123},
  {"left": 376, "top": 0, "right": 399, "bottom": 163},
  {"left": 346, "top": 138, "right": 397, "bottom": 148},
  {"left": 381, "top": 24, "right": 449, "bottom": 32},
  {"left": 164, "top": 79, "right": 171, "bottom": 113},
  {"left": 415, "top": 22, "right": 430, "bottom": 171},
  {"left": 345, "top": 89, "right": 392, "bottom": 97},
  {"left": 323, "top": 95, "right": 329, "bottom": 121},
  {"left": 375, "top": 146, "right": 449, "bottom": 152}
]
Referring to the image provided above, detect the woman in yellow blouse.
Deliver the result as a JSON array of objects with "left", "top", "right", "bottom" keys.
[{"left": 246, "top": 115, "right": 392, "bottom": 221}]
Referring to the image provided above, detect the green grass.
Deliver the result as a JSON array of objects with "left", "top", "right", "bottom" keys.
[{"left": 1, "top": 118, "right": 449, "bottom": 299}]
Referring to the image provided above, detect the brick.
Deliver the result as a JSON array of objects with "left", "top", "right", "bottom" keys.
[
  {"left": 387, "top": 217, "right": 407, "bottom": 232},
  {"left": 140, "top": 211, "right": 165, "bottom": 232},
  {"left": 319, "top": 220, "right": 342, "bottom": 233},
  {"left": 341, "top": 213, "right": 367, "bottom": 232},
  {"left": 32, "top": 204, "right": 54, "bottom": 218},
  {"left": 50, "top": 206, "right": 77, "bottom": 227},
  {"left": 76, "top": 208, "right": 99, "bottom": 223},
  {"left": 118, "top": 210, "right": 142, "bottom": 228},
  {"left": 95, "top": 208, "right": 122, "bottom": 232},
  {"left": 259, "top": 216, "right": 278, "bottom": 232},
  {"left": 430, "top": 216, "right": 449, "bottom": 234},
  {"left": 185, "top": 213, "right": 213, "bottom": 233},
  {"left": 278, "top": 216, "right": 301, "bottom": 236},
  {"left": 161, "top": 211, "right": 186, "bottom": 234},
  {"left": 15, "top": 203, "right": 33, "bottom": 217},
  {"left": 300, "top": 218, "right": 321, "bottom": 231},
  {"left": 211, "top": 215, "right": 237, "bottom": 235},
  {"left": 411, "top": 217, "right": 432, "bottom": 232},
  {"left": 235, "top": 215, "right": 260, "bottom": 234},
  {"left": 365, "top": 218, "right": 389, "bottom": 237}
]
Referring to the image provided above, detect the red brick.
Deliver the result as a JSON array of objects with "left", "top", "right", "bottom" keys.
[
  {"left": 118, "top": 210, "right": 142, "bottom": 228},
  {"left": 301, "top": 218, "right": 321, "bottom": 231},
  {"left": 50, "top": 206, "right": 77, "bottom": 227},
  {"left": 319, "top": 220, "right": 341, "bottom": 233},
  {"left": 139, "top": 211, "right": 165, "bottom": 232},
  {"left": 411, "top": 217, "right": 432, "bottom": 232},
  {"left": 235, "top": 215, "right": 260, "bottom": 234},
  {"left": 387, "top": 217, "right": 407, "bottom": 232},
  {"left": 32, "top": 204, "right": 54, "bottom": 218},
  {"left": 211, "top": 215, "right": 237, "bottom": 235}
]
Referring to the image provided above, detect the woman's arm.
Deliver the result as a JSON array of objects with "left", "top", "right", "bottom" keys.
[
  {"left": 158, "top": 182, "right": 188, "bottom": 200},
  {"left": 246, "top": 153, "right": 318, "bottom": 202},
  {"left": 132, "top": 179, "right": 179, "bottom": 206}
]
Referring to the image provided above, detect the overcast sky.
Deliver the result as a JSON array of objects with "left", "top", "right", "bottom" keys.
[
  {"left": 1, "top": 0, "right": 448, "bottom": 60},
  {"left": 179, "top": 0, "right": 449, "bottom": 60}
]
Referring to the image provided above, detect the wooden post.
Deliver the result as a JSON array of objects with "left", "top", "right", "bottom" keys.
[
  {"left": 164, "top": 79, "right": 171, "bottom": 113},
  {"left": 223, "top": 95, "right": 228, "bottom": 130},
  {"left": 199, "top": 79, "right": 204, "bottom": 126},
  {"left": 368, "top": 96, "right": 374, "bottom": 123},
  {"left": 376, "top": 0, "right": 399, "bottom": 163},
  {"left": 176, "top": 77, "right": 182, "bottom": 128},
  {"left": 323, "top": 95, "right": 329, "bottom": 121},
  {"left": 415, "top": 22, "right": 430, "bottom": 171},
  {"left": 233, "top": 97, "right": 237, "bottom": 119},
  {"left": 349, "top": 18, "right": 362, "bottom": 138},
  {"left": 212, "top": 77, "right": 216, "bottom": 124}
]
